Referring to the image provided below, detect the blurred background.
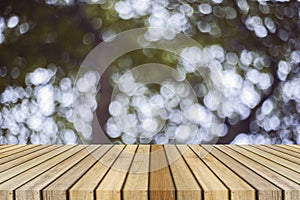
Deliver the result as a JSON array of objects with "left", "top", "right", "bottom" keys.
[{"left": 0, "top": 0, "right": 300, "bottom": 145}]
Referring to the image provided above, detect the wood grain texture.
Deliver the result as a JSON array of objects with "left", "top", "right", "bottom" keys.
[
  {"left": 245, "top": 145, "right": 300, "bottom": 171},
  {"left": 235, "top": 145, "right": 300, "bottom": 184},
  {"left": 225, "top": 145, "right": 300, "bottom": 200},
  {"left": 0, "top": 145, "right": 47, "bottom": 165},
  {"left": 211, "top": 145, "right": 281, "bottom": 200},
  {"left": 177, "top": 145, "right": 228, "bottom": 200},
  {"left": 0, "top": 145, "right": 60, "bottom": 173},
  {"left": 15, "top": 145, "right": 100, "bottom": 200},
  {"left": 278, "top": 144, "right": 300, "bottom": 152},
  {"left": 0, "top": 145, "right": 86, "bottom": 200},
  {"left": 0, "top": 144, "right": 299, "bottom": 200},
  {"left": 190, "top": 145, "right": 255, "bottom": 200},
  {"left": 123, "top": 145, "right": 150, "bottom": 200},
  {"left": 149, "top": 145, "right": 175, "bottom": 200},
  {"left": 0, "top": 145, "right": 68, "bottom": 182},
  {"left": 69, "top": 145, "right": 123, "bottom": 200},
  {"left": 0, "top": 145, "right": 41, "bottom": 161},
  {"left": 43, "top": 145, "right": 123, "bottom": 200},
  {"left": 268, "top": 145, "right": 300, "bottom": 158},
  {"left": 164, "top": 145, "right": 201, "bottom": 200},
  {"left": 96, "top": 145, "right": 137, "bottom": 200},
  {"left": 0, "top": 145, "right": 25, "bottom": 154},
  {"left": 253, "top": 145, "right": 300, "bottom": 164}
]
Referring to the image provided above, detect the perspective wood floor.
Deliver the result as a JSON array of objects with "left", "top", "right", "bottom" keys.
[{"left": 0, "top": 144, "right": 299, "bottom": 200}]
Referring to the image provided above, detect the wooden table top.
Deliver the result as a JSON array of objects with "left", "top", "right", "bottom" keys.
[{"left": 0, "top": 144, "right": 299, "bottom": 200}]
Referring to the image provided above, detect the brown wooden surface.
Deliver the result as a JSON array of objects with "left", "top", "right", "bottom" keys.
[{"left": 0, "top": 144, "right": 299, "bottom": 200}]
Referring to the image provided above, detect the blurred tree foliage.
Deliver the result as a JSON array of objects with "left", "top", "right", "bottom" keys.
[
  {"left": 0, "top": 0, "right": 103, "bottom": 89},
  {"left": 0, "top": 0, "right": 299, "bottom": 144}
]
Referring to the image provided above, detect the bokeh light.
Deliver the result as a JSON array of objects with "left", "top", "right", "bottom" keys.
[{"left": 0, "top": 0, "right": 300, "bottom": 144}]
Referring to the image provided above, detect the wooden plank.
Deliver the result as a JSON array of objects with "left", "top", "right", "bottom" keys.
[
  {"left": 0, "top": 145, "right": 38, "bottom": 161},
  {"left": 96, "top": 145, "right": 137, "bottom": 200},
  {"left": 46, "top": 145, "right": 122, "bottom": 200},
  {"left": 0, "top": 145, "right": 60, "bottom": 173},
  {"left": 253, "top": 145, "right": 300, "bottom": 164},
  {"left": 123, "top": 145, "right": 150, "bottom": 200},
  {"left": 277, "top": 145, "right": 300, "bottom": 152},
  {"left": 0, "top": 145, "right": 70, "bottom": 183},
  {"left": 275, "top": 145, "right": 300, "bottom": 155},
  {"left": 0, "top": 145, "right": 37, "bottom": 160},
  {"left": 68, "top": 145, "right": 121, "bottom": 200},
  {"left": 248, "top": 144, "right": 300, "bottom": 166},
  {"left": 177, "top": 145, "right": 228, "bottom": 200},
  {"left": 0, "top": 145, "right": 47, "bottom": 165},
  {"left": 0, "top": 145, "right": 86, "bottom": 200},
  {"left": 239, "top": 145, "right": 300, "bottom": 181},
  {"left": 190, "top": 145, "right": 255, "bottom": 200},
  {"left": 15, "top": 145, "right": 101, "bottom": 200},
  {"left": 164, "top": 145, "right": 201, "bottom": 200},
  {"left": 0, "top": 145, "right": 25, "bottom": 154},
  {"left": 210, "top": 145, "right": 281, "bottom": 200},
  {"left": 225, "top": 145, "right": 300, "bottom": 200},
  {"left": 0, "top": 144, "right": 298, "bottom": 200},
  {"left": 149, "top": 145, "right": 175, "bottom": 200},
  {"left": 289, "top": 145, "right": 300, "bottom": 149},
  {"left": 0, "top": 145, "right": 19, "bottom": 155},
  {"left": 0, "top": 145, "right": 14, "bottom": 150}
]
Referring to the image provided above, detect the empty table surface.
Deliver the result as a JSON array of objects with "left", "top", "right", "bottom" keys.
[{"left": 0, "top": 144, "right": 299, "bottom": 200}]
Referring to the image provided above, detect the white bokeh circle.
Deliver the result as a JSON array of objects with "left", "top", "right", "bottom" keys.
[{"left": 74, "top": 27, "right": 223, "bottom": 172}]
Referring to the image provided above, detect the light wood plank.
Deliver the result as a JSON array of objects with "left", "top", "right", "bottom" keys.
[
  {"left": 210, "top": 145, "right": 281, "bottom": 200},
  {"left": 0, "top": 145, "right": 14, "bottom": 150},
  {"left": 254, "top": 145, "right": 300, "bottom": 164},
  {"left": 277, "top": 145, "right": 300, "bottom": 152},
  {"left": 0, "top": 145, "right": 60, "bottom": 173},
  {"left": 225, "top": 145, "right": 300, "bottom": 200},
  {"left": 15, "top": 145, "right": 101, "bottom": 200},
  {"left": 0, "top": 145, "right": 71, "bottom": 183},
  {"left": 238, "top": 145, "right": 300, "bottom": 182},
  {"left": 268, "top": 145, "right": 300, "bottom": 158},
  {"left": 0, "top": 145, "right": 86, "bottom": 200},
  {"left": 96, "top": 145, "right": 137, "bottom": 200},
  {"left": 244, "top": 145, "right": 300, "bottom": 172},
  {"left": 164, "top": 145, "right": 201, "bottom": 200},
  {"left": 177, "top": 145, "right": 228, "bottom": 200},
  {"left": 288, "top": 145, "right": 300, "bottom": 149},
  {"left": 0, "top": 145, "right": 47, "bottom": 165},
  {"left": 0, "top": 145, "right": 25, "bottom": 154},
  {"left": 47, "top": 145, "right": 122, "bottom": 200},
  {"left": 123, "top": 145, "right": 150, "bottom": 200},
  {"left": 149, "top": 145, "right": 175, "bottom": 200},
  {"left": 0, "top": 144, "right": 298, "bottom": 200},
  {"left": 271, "top": 145, "right": 300, "bottom": 155},
  {"left": 190, "top": 145, "right": 255, "bottom": 200},
  {"left": 0, "top": 145, "right": 38, "bottom": 160},
  {"left": 68, "top": 145, "right": 121, "bottom": 200}
]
